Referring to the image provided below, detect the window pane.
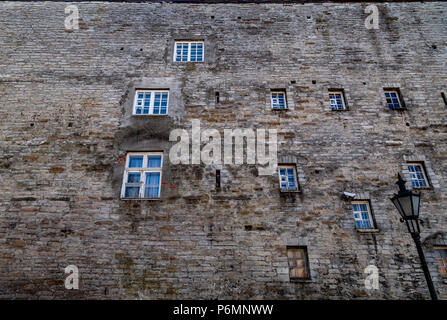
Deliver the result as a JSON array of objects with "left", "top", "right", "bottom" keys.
[
  {"left": 129, "top": 156, "right": 143, "bottom": 168},
  {"left": 125, "top": 186, "right": 140, "bottom": 198},
  {"left": 127, "top": 172, "right": 140, "bottom": 183},
  {"left": 148, "top": 155, "right": 162, "bottom": 168},
  {"left": 145, "top": 172, "right": 161, "bottom": 198}
]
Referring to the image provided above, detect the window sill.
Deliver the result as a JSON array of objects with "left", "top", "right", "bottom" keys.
[
  {"left": 132, "top": 114, "right": 169, "bottom": 117},
  {"left": 173, "top": 61, "right": 204, "bottom": 63},
  {"left": 388, "top": 108, "right": 406, "bottom": 111},
  {"left": 121, "top": 198, "right": 162, "bottom": 201},
  {"left": 331, "top": 108, "right": 349, "bottom": 112},
  {"left": 412, "top": 187, "right": 434, "bottom": 191},
  {"left": 272, "top": 108, "right": 289, "bottom": 111},
  {"left": 290, "top": 279, "right": 312, "bottom": 283},
  {"left": 280, "top": 189, "right": 301, "bottom": 193},
  {"left": 356, "top": 228, "right": 380, "bottom": 234}
]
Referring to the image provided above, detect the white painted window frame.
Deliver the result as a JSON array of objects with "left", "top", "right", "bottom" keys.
[
  {"left": 384, "top": 89, "right": 403, "bottom": 110},
  {"left": 121, "top": 152, "right": 163, "bottom": 199},
  {"left": 271, "top": 91, "right": 288, "bottom": 110},
  {"left": 407, "top": 162, "right": 429, "bottom": 188},
  {"left": 278, "top": 165, "right": 298, "bottom": 192},
  {"left": 329, "top": 90, "right": 346, "bottom": 110},
  {"left": 132, "top": 90, "right": 169, "bottom": 116},
  {"left": 173, "top": 41, "right": 204, "bottom": 62},
  {"left": 351, "top": 200, "right": 375, "bottom": 229}
]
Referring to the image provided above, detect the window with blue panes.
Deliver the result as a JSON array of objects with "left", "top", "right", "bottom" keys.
[
  {"left": 329, "top": 91, "right": 346, "bottom": 110},
  {"left": 271, "top": 91, "right": 287, "bottom": 109},
  {"left": 122, "top": 152, "right": 163, "bottom": 199},
  {"left": 174, "top": 41, "right": 204, "bottom": 62},
  {"left": 278, "top": 165, "right": 298, "bottom": 191},
  {"left": 351, "top": 201, "right": 374, "bottom": 229},
  {"left": 407, "top": 163, "right": 429, "bottom": 188},
  {"left": 384, "top": 90, "right": 403, "bottom": 110},
  {"left": 133, "top": 90, "right": 169, "bottom": 115}
]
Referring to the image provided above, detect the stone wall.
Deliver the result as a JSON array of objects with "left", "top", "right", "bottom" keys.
[{"left": 0, "top": 1, "right": 446, "bottom": 299}]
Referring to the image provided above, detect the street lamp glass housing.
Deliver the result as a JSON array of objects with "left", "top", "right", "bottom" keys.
[{"left": 391, "top": 191, "right": 420, "bottom": 220}]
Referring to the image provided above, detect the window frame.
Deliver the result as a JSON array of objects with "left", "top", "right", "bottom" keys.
[
  {"left": 328, "top": 90, "right": 347, "bottom": 111},
  {"left": 434, "top": 246, "right": 447, "bottom": 278},
  {"left": 270, "top": 90, "right": 288, "bottom": 110},
  {"left": 132, "top": 90, "right": 170, "bottom": 116},
  {"left": 278, "top": 164, "right": 299, "bottom": 192},
  {"left": 173, "top": 41, "right": 204, "bottom": 62},
  {"left": 407, "top": 162, "right": 430, "bottom": 189},
  {"left": 351, "top": 200, "right": 376, "bottom": 230},
  {"left": 384, "top": 89, "right": 405, "bottom": 110},
  {"left": 121, "top": 152, "right": 163, "bottom": 199},
  {"left": 287, "top": 246, "right": 311, "bottom": 281}
]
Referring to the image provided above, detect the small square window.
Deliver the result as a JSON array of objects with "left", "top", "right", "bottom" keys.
[
  {"left": 122, "top": 152, "right": 163, "bottom": 199},
  {"left": 434, "top": 247, "right": 447, "bottom": 278},
  {"left": 351, "top": 201, "right": 375, "bottom": 229},
  {"left": 384, "top": 89, "right": 404, "bottom": 110},
  {"left": 287, "top": 247, "right": 311, "bottom": 280},
  {"left": 271, "top": 91, "right": 287, "bottom": 109},
  {"left": 174, "top": 41, "right": 204, "bottom": 62},
  {"left": 278, "top": 165, "right": 299, "bottom": 192},
  {"left": 133, "top": 90, "right": 169, "bottom": 115},
  {"left": 407, "top": 163, "right": 429, "bottom": 188},
  {"left": 329, "top": 90, "right": 347, "bottom": 110}
]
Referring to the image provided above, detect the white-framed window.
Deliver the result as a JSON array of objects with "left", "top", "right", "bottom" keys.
[
  {"left": 434, "top": 247, "right": 447, "bottom": 278},
  {"left": 384, "top": 89, "right": 403, "bottom": 110},
  {"left": 121, "top": 152, "right": 163, "bottom": 199},
  {"left": 407, "top": 163, "right": 429, "bottom": 188},
  {"left": 271, "top": 91, "right": 287, "bottom": 109},
  {"left": 133, "top": 90, "right": 169, "bottom": 115},
  {"left": 174, "top": 41, "right": 204, "bottom": 62},
  {"left": 351, "top": 201, "right": 374, "bottom": 229},
  {"left": 278, "top": 165, "right": 298, "bottom": 191},
  {"left": 329, "top": 91, "right": 346, "bottom": 110},
  {"left": 287, "top": 246, "right": 311, "bottom": 280}
]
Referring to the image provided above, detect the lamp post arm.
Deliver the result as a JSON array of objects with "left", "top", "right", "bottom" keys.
[{"left": 411, "top": 233, "right": 438, "bottom": 300}]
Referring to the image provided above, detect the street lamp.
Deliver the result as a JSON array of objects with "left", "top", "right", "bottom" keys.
[{"left": 390, "top": 173, "right": 438, "bottom": 300}]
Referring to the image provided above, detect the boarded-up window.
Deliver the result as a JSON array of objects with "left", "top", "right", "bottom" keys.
[
  {"left": 287, "top": 247, "right": 310, "bottom": 280},
  {"left": 435, "top": 247, "right": 447, "bottom": 277}
]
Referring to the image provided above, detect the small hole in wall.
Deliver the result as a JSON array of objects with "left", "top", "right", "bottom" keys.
[
  {"left": 432, "top": 45, "right": 437, "bottom": 49},
  {"left": 245, "top": 225, "right": 253, "bottom": 231},
  {"left": 363, "top": 82, "right": 367, "bottom": 85},
  {"left": 314, "top": 169, "right": 320, "bottom": 174},
  {"left": 29, "top": 122, "right": 34, "bottom": 127},
  {"left": 120, "top": 47, "right": 124, "bottom": 50},
  {"left": 215, "top": 92, "right": 220, "bottom": 104},
  {"left": 307, "top": 16, "right": 311, "bottom": 19},
  {"left": 211, "top": 16, "right": 214, "bottom": 19},
  {"left": 291, "top": 80, "right": 296, "bottom": 84},
  {"left": 140, "top": 48, "right": 143, "bottom": 51},
  {"left": 237, "top": 17, "right": 241, "bottom": 20},
  {"left": 312, "top": 80, "right": 316, "bottom": 84},
  {"left": 406, "top": 122, "right": 410, "bottom": 127},
  {"left": 68, "top": 122, "right": 73, "bottom": 127}
]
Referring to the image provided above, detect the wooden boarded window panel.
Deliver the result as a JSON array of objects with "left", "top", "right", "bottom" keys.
[
  {"left": 435, "top": 248, "right": 447, "bottom": 277},
  {"left": 287, "top": 247, "right": 310, "bottom": 280}
]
